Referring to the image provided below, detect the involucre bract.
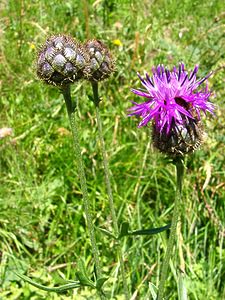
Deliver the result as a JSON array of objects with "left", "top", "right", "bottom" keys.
[{"left": 37, "top": 35, "right": 88, "bottom": 86}]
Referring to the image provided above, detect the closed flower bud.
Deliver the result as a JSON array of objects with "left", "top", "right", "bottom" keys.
[
  {"left": 37, "top": 35, "right": 88, "bottom": 86},
  {"left": 84, "top": 40, "right": 115, "bottom": 82}
]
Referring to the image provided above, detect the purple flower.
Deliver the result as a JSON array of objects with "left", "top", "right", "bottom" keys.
[{"left": 129, "top": 63, "right": 214, "bottom": 134}]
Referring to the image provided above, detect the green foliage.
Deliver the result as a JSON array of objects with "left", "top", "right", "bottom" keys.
[{"left": 0, "top": 0, "right": 225, "bottom": 299}]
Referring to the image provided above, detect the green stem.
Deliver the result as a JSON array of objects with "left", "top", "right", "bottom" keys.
[
  {"left": 157, "top": 156, "right": 184, "bottom": 300},
  {"left": 61, "top": 85, "right": 103, "bottom": 282},
  {"left": 91, "top": 82, "right": 130, "bottom": 300}
]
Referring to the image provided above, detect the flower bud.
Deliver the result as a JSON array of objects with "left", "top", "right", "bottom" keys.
[
  {"left": 152, "top": 119, "right": 204, "bottom": 157},
  {"left": 36, "top": 35, "right": 88, "bottom": 86},
  {"left": 84, "top": 40, "right": 115, "bottom": 82}
]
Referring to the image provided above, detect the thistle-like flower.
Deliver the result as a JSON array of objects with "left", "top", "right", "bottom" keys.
[
  {"left": 84, "top": 40, "right": 115, "bottom": 82},
  {"left": 36, "top": 35, "right": 88, "bottom": 86},
  {"left": 129, "top": 63, "right": 214, "bottom": 156}
]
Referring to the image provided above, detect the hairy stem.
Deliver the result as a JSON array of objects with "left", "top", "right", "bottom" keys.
[
  {"left": 61, "top": 85, "right": 103, "bottom": 285},
  {"left": 91, "top": 82, "right": 129, "bottom": 300},
  {"left": 157, "top": 156, "right": 184, "bottom": 300}
]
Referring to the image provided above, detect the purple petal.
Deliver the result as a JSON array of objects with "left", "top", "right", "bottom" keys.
[{"left": 129, "top": 63, "right": 214, "bottom": 134}]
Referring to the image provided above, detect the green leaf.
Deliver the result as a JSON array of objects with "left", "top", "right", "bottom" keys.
[
  {"left": 15, "top": 273, "right": 80, "bottom": 293},
  {"left": 88, "top": 95, "right": 94, "bottom": 102},
  {"left": 96, "top": 277, "right": 108, "bottom": 291},
  {"left": 118, "top": 223, "right": 171, "bottom": 238},
  {"left": 98, "top": 227, "right": 117, "bottom": 240},
  {"left": 130, "top": 224, "right": 171, "bottom": 236},
  {"left": 178, "top": 273, "right": 188, "bottom": 300},
  {"left": 76, "top": 260, "right": 95, "bottom": 288},
  {"left": 76, "top": 271, "right": 95, "bottom": 288},
  {"left": 149, "top": 282, "right": 157, "bottom": 300},
  {"left": 118, "top": 222, "right": 129, "bottom": 239}
]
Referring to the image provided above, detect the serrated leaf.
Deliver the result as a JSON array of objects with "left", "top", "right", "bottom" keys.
[
  {"left": 15, "top": 273, "right": 80, "bottom": 293},
  {"left": 130, "top": 224, "right": 171, "bottom": 236}
]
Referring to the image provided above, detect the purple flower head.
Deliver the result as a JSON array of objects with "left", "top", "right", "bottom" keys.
[{"left": 129, "top": 63, "right": 214, "bottom": 134}]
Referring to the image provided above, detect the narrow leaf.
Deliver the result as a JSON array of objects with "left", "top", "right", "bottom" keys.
[
  {"left": 76, "top": 271, "right": 95, "bottom": 288},
  {"left": 149, "top": 282, "right": 157, "bottom": 300},
  {"left": 15, "top": 273, "right": 80, "bottom": 293},
  {"left": 98, "top": 227, "right": 117, "bottom": 239},
  {"left": 76, "top": 260, "right": 95, "bottom": 288},
  {"left": 130, "top": 224, "right": 171, "bottom": 236},
  {"left": 178, "top": 273, "right": 188, "bottom": 300}
]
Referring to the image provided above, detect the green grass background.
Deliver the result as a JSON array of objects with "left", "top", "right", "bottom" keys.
[{"left": 0, "top": 0, "right": 225, "bottom": 299}]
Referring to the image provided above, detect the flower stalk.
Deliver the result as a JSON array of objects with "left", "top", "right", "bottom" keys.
[
  {"left": 91, "top": 82, "right": 129, "bottom": 300},
  {"left": 157, "top": 156, "right": 184, "bottom": 300},
  {"left": 61, "top": 84, "right": 103, "bottom": 282},
  {"left": 129, "top": 63, "right": 214, "bottom": 299}
]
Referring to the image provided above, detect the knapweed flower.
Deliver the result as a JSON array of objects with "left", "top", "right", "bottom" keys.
[
  {"left": 129, "top": 63, "right": 214, "bottom": 156},
  {"left": 37, "top": 35, "right": 88, "bottom": 86},
  {"left": 84, "top": 40, "right": 115, "bottom": 82}
]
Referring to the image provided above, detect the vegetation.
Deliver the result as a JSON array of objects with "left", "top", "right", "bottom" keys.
[{"left": 0, "top": 0, "right": 224, "bottom": 299}]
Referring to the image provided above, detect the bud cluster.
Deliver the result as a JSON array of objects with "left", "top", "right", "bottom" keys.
[{"left": 37, "top": 35, "right": 114, "bottom": 86}]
